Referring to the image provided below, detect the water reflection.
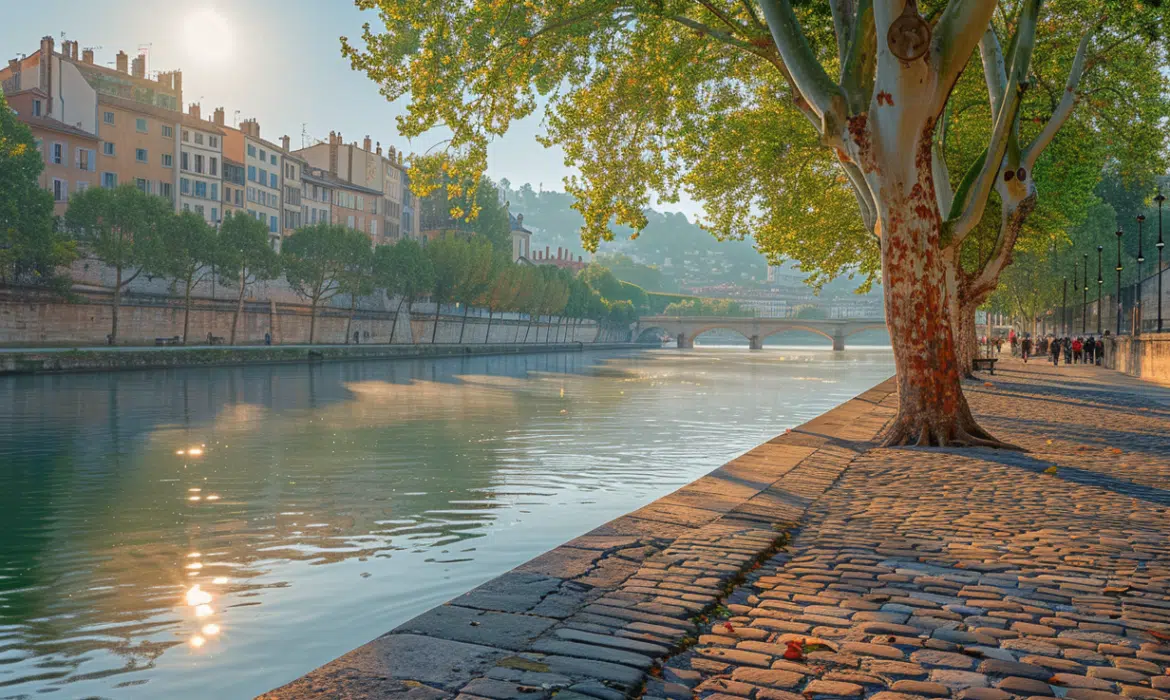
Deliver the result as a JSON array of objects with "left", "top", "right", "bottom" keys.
[{"left": 0, "top": 347, "right": 893, "bottom": 698}]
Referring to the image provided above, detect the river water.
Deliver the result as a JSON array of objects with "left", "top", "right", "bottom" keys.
[{"left": 0, "top": 346, "right": 893, "bottom": 698}]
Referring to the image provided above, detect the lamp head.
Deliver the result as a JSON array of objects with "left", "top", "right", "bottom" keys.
[
  {"left": 1137, "top": 214, "right": 1146, "bottom": 223},
  {"left": 1156, "top": 191, "right": 1166, "bottom": 204}
]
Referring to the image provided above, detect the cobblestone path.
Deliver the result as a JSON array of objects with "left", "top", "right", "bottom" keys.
[{"left": 660, "top": 360, "right": 1170, "bottom": 700}]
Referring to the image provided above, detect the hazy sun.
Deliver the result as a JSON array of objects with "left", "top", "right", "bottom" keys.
[{"left": 182, "top": 8, "right": 234, "bottom": 64}]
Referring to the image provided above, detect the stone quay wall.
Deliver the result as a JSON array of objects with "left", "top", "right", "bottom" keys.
[
  {"left": 0, "top": 287, "right": 601, "bottom": 348},
  {"left": 1103, "top": 332, "right": 1170, "bottom": 384}
]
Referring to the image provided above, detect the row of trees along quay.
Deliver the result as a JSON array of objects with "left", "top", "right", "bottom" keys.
[
  {"left": 342, "top": 0, "right": 1169, "bottom": 447},
  {"left": 50, "top": 186, "right": 651, "bottom": 346}
]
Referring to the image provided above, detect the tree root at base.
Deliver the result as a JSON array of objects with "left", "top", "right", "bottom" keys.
[{"left": 881, "top": 416, "right": 1024, "bottom": 450}]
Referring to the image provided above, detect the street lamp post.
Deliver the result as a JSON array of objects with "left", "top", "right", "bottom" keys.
[
  {"left": 1157, "top": 191, "right": 1165, "bottom": 333},
  {"left": 1137, "top": 214, "right": 1146, "bottom": 334},
  {"left": 1082, "top": 252, "right": 1089, "bottom": 334},
  {"left": 1062, "top": 276, "right": 1068, "bottom": 336},
  {"left": 1116, "top": 227, "right": 1124, "bottom": 336},
  {"left": 1097, "top": 245, "right": 1104, "bottom": 335}
]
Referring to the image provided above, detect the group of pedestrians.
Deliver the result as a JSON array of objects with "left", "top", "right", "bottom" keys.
[{"left": 1007, "top": 332, "right": 1103, "bottom": 366}]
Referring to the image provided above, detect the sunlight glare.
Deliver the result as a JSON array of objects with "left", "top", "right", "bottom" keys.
[{"left": 182, "top": 9, "right": 234, "bottom": 64}]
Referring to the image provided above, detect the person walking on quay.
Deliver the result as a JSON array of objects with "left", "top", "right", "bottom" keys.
[
  {"left": 1072, "top": 337, "right": 1083, "bottom": 364},
  {"left": 1021, "top": 335, "right": 1033, "bottom": 363},
  {"left": 1050, "top": 336, "right": 1061, "bottom": 366},
  {"left": 1039, "top": 336, "right": 1049, "bottom": 356},
  {"left": 1085, "top": 335, "right": 1096, "bottom": 365},
  {"left": 1063, "top": 337, "right": 1073, "bottom": 365}
]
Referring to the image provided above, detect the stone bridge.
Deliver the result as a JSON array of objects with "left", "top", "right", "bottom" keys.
[{"left": 635, "top": 316, "right": 888, "bottom": 351}]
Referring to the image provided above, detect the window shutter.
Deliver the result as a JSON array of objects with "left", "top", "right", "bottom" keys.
[{"left": 75, "top": 148, "right": 81, "bottom": 169}]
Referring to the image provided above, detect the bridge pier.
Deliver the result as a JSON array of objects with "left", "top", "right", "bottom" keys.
[
  {"left": 749, "top": 335, "right": 763, "bottom": 351},
  {"left": 833, "top": 330, "right": 846, "bottom": 352},
  {"left": 677, "top": 333, "right": 694, "bottom": 349}
]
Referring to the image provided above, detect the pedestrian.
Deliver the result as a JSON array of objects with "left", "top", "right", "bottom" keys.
[
  {"left": 1039, "top": 336, "right": 1048, "bottom": 356},
  {"left": 1072, "top": 337, "right": 1083, "bottom": 364},
  {"left": 1021, "top": 335, "right": 1032, "bottom": 363},
  {"left": 1050, "top": 336, "right": 1061, "bottom": 366},
  {"left": 1063, "top": 337, "right": 1072, "bottom": 365},
  {"left": 1084, "top": 335, "right": 1095, "bottom": 365}
]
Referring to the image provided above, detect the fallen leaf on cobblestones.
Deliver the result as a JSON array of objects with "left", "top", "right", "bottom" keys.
[
  {"left": 785, "top": 639, "right": 806, "bottom": 661},
  {"left": 1046, "top": 440, "right": 1053, "bottom": 445},
  {"left": 724, "top": 622, "right": 735, "bottom": 634},
  {"left": 1110, "top": 448, "right": 1124, "bottom": 454},
  {"left": 984, "top": 382, "right": 995, "bottom": 388},
  {"left": 1150, "top": 630, "right": 1170, "bottom": 642},
  {"left": 1044, "top": 466, "right": 1059, "bottom": 475}
]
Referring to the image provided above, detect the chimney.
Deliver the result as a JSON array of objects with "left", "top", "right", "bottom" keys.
[
  {"left": 39, "top": 37, "right": 54, "bottom": 106},
  {"left": 281, "top": 135, "right": 290, "bottom": 152},
  {"left": 546, "top": 246, "right": 551, "bottom": 259},
  {"left": 71, "top": 42, "right": 80, "bottom": 59},
  {"left": 363, "top": 135, "right": 372, "bottom": 152},
  {"left": 329, "top": 132, "right": 338, "bottom": 175},
  {"left": 188, "top": 103, "right": 201, "bottom": 120},
  {"left": 116, "top": 50, "right": 128, "bottom": 73},
  {"left": 131, "top": 54, "right": 146, "bottom": 78},
  {"left": 173, "top": 70, "right": 183, "bottom": 102},
  {"left": 376, "top": 142, "right": 382, "bottom": 156},
  {"left": 60, "top": 40, "right": 72, "bottom": 59},
  {"left": 213, "top": 107, "right": 225, "bottom": 126}
]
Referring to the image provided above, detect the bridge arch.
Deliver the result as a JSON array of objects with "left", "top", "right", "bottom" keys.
[
  {"left": 844, "top": 324, "right": 889, "bottom": 338},
  {"left": 757, "top": 325, "right": 836, "bottom": 345},
  {"left": 635, "top": 326, "right": 669, "bottom": 343}
]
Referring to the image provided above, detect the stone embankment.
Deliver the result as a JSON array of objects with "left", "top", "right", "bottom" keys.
[
  {"left": 0, "top": 342, "right": 652, "bottom": 375},
  {"left": 261, "top": 359, "right": 1170, "bottom": 700}
]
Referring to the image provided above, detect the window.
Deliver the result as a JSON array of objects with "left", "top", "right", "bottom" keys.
[
  {"left": 182, "top": 130, "right": 190, "bottom": 142},
  {"left": 183, "top": 202, "right": 190, "bottom": 212},
  {"left": 78, "top": 148, "right": 91, "bottom": 171},
  {"left": 102, "top": 172, "right": 117, "bottom": 188},
  {"left": 195, "top": 132, "right": 204, "bottom": 145},
  {"left": 259, "top": 148, "right": 266, "bottom": 161},
  {"left": 224, "top": 186, "right": 230, "bottom": 202},
  {"left": 136, "top": 117, "right": 148, "bottom": 133},
  {"left": 194, "top": 154, "right": 204, "bottom": 174},
  {"left": 135, "top": 178, "right": 149, "bottom": 194},
  {"left": 247, "top": 144, "right": 256, "bottom": 157},
  {"left": 195, "top": 181, "right": 208, "bottom": 198},
  {"left": 247, "top": 186, "right": 255, "bottom": 202},
  {"left": 259, "top": 168, "right": 267, "bottom": 186},
  {"left": 270, "top": 215, "right": 278, "bottom": 233},
  {"left": 102, "top": 142, "right": 115, "bottom": 156},
  {"left": 162, "top": 153, "right": 173, "bottom": 167},
  {"left": 181, "top": 152, "right": 189, "bottom": 170},
  {"left": 76, "top": 181, "right": 90, "bottom": 194},
  {"left": 52, "top": 143, "right": 63, "bottom": 165},
  {"left": 248, "top": 165, "right": 256, "bottom": 182},
  {"left": 212, "top": 207, "right": 218, "bottom": 222},
  {"left": 269, "top": 173, "right": 277, "bottom": 189},
  {"left": 135, "top": 148, "right": 148, "bottom": 163},
  {"left": 235, "top": 189, "right": 242, "bottom": 206},
  {"left": 103, "top": 111, "right": 114, "bottom": 125},
  {"left": 209, "top": 157, "right": 218, "bottom": 177},
  {"left": 181, "top": 177, "right": 190, "bottom": 195},
  {"left": 270, "top": 154, "right": 277, "bottom": 165},
  {"left": 161, "top": 182, "right": 173, "bottom": 200},
  {"left": 211, "top": 183, "right": 218, "bottom": 202},
  {"left": 209, "top": 136, "right": 218, "bottom": 148},
  {"left": 195, "top": 204, "right": 205, "bottom": 216},
  {"left": 162, "top": 125, "right": 173, "bottom": 138},
  {"left": 32, "top": 100, "right": 43, "bottom": 116},
  {"left": 347, "top": 215, "right": 355, "bottom": 229},
  {"left": 369, "top": 219, "right": 377, "bottom": 236},
  {"left": 52, "top": 178, "right": 68, "bottom": 202}
]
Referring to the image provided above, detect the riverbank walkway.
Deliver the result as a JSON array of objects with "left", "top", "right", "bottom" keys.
[{"left": 261, "top": 359, "right": 1170, "bottom": 700}]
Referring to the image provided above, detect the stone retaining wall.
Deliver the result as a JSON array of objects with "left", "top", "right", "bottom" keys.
[
  {"left": 258, "top": 378, "right": 899, "bottom": 700},
  {"left": 1102, "top": 332, "right": 1170, "bottom": 385}
]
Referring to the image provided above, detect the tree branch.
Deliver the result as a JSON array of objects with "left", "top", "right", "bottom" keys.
[
  {"left": 978, "top": 28, "right": 1007, "bottom": 122},
  {"left": 840, "top": 159, "right": 878, "bottom": 234},
  {"left": 1022, "top": 26, "right": 1093, "bottom": 171},
  {"left": 933, "top": 0, "right": 998, "bottom": 114},
  {"left": 945, "top": 0, "right": 1039, "bottom": 245},
  {"left": 830, "top": 0, "right": 858, "bottom": 68},
  {"left": 757, "top": 0, "right": 843, "bottom": 128},
  {"left": 839, "top": 0, "right": 876, "bottom": 114}
]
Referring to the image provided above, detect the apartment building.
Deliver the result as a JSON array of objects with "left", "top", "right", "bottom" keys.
[
  {"left": 176, "top": 104, "right": 224, "bottom": 225},
  {"left": 279, "top": 136, "right": 304, "bottom": 235},
  {"left": 4, "top": 87, "right": 99, "bottom": 215},
  {"left": 221, "top": 118, "right": 283, "bottom": 248},
  {"left": 222, "top": 157, "right": 246, "bottom": 217},
  {"left": 294, "top": 131, "right": 419, "bottom": 244},
  {"left": 301, "top": 168, "right": 334, "bottom": 227}
]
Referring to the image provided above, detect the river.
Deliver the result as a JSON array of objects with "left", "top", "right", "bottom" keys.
[{"left": 0, "top": 346, "right": 893, "bottom": 698}]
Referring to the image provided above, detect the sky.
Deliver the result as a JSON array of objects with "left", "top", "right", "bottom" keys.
[{"left": 2, "top": 0, "right": 703, "bottom": 219}]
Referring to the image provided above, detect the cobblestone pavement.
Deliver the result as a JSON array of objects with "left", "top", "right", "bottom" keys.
[{"left": 660, "top": 359, "right": 1170, "bottom": 700}]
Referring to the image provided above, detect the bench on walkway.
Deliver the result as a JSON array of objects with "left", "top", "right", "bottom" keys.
[
  {"left": 206, "top": 334, "right": 226, "bottom": 345},
  {"left": 155, "top": 336, "right": 181, "bottom": 346},
  {"left": 973, "top": 357, "right": 998, "bottom": 374}
]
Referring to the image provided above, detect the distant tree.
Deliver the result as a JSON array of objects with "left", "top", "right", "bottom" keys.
[
  {"left": 283, "top": 223, "right": 353, "bottom": 344},
  {"left": 0, "top": 90, "right": 75, "bottom": 290},
  {"left": 337, "top": 233, "right": 375, "bottom": 344},
  {"left": 425, "top": 234, "right": 471, "bottom": 342},
  {"left": 162, "top": 211, "right": 217, "bottom": 344},
  {"left": 375, "top": 237, "right": 434, "bottom": 343},
  {"left": 218, "top": 212, "right": 280, "bottom": 345},
  {"left": 521, "top": 266, "right": 549, "bottom": 343},
  {"left": 66, "top": 185, "right": 172, "bottom": 344},
  {"left": 793, "top": 304, "right": 827, "bottom": 321},
  {"left": 480, "top": 258, "right": 518, "bottom": 342},
  {"left": 455, "top": 236, "right": 494, "bottom": 342}
]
